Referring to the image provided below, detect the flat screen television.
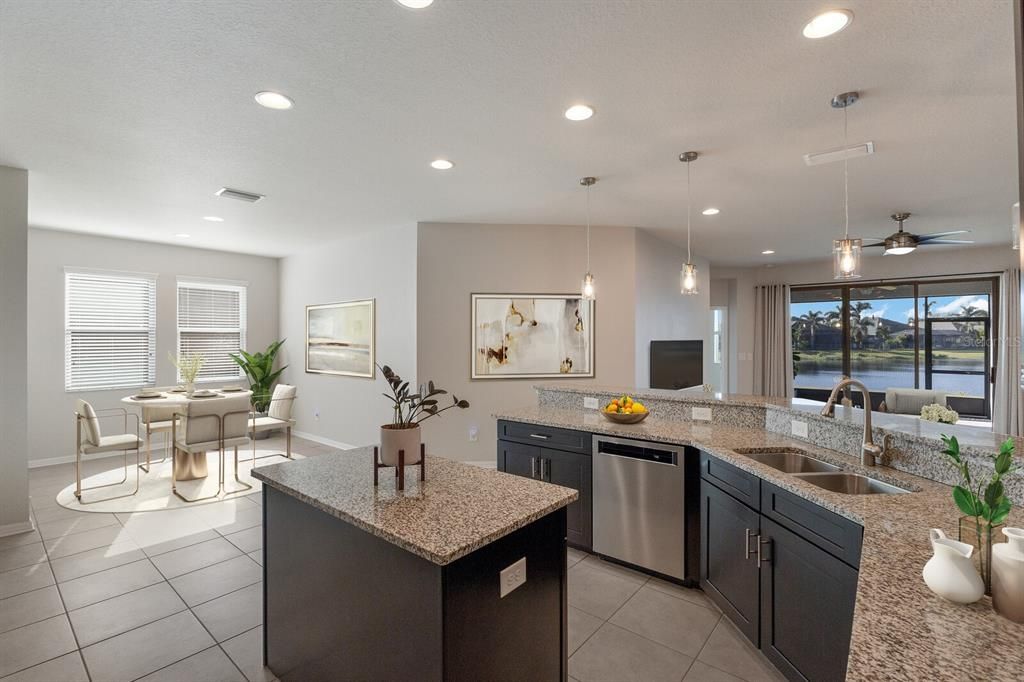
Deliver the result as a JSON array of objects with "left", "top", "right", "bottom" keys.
[{"left": 650, "top": 340, "right": 703, "bottom": 390}]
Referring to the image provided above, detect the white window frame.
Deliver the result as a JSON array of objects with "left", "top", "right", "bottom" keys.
[
  {"left": 64, "top": 267, "right": 157, "bottom": 392},
  {"left": 176, "top": 277, "right": 248, "bottom": 383}
]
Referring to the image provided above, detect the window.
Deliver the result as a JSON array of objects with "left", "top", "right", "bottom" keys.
[
  {"left": 65, "top": 269, "right": 156, "bottom": 391},
  {"left": 177, "top": 280, "right": 247, "bottom": 382},
  {"left": 791, "top": 277, "right": 996, "bottom": 417}
]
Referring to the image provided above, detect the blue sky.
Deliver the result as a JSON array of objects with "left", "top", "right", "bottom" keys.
[{"left": 792, "top": 294, "right": 989, "bottom": 323}]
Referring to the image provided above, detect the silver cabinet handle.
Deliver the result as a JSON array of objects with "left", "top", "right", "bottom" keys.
[
  {"left": 744, "top": 529, "right": 758, "bottom": 560},
  {"left": 757, "top": 538, "right": 772, "bottom": 568},
  {"left": 540, "top": 458, "right": 549, "bottom": 481},
  {"left": 529, "top": 433, "right": 550, "bottom": 440},
  {"left": 530, "top": 456, "right": 538, "bottom": 478}
]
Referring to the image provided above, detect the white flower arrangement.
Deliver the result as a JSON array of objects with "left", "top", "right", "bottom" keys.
[
  {"left": 921, "top": 402, "right": 959, "bottom": 424},
  {"left": 169, "top": 352, "right": 205, "bottom": 384}
]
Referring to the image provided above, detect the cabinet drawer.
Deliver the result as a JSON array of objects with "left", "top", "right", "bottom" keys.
[
  {"left": 498, "top": 420, "right": 590, "bottom": 455},
  {"left": 699, "top": 451, "right": 760, "bottom": 510},
  {"left": 760, "top": 482, "right": 862, "bottom": 569}
]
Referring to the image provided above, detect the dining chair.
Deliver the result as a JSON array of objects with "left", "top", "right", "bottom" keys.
[
  {"left": 74, "top": 400, "right": 142, "bottom": 504},
  {"left": 250, "top": 384, "right": 297, "bottom": 462},
  {"left": 170, "top": 394, "right": 252, "bottom": 503},
  {"left": 140, "top": 404, "right": 178, "bottom": 472}
]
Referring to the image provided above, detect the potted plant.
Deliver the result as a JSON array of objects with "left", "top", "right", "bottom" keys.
[
  {"left": 169, "top": 352, "right": 204, "bottom": 395},
  {"left": 230, "top": 340, "right": 287, "bottom": 438},
  {"left": 378, "top": 363, "right": 468, "bottom": 467},
  {"left": 941, "top": 435, "right": 1018, "bottom": 594}
]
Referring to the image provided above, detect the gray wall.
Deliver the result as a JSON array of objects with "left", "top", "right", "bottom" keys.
[
  {"left": 27, "top": 229, "right": 280, "bottom": 465},
  {"left": 277, "top": 224, "right": 418, "bottom": 448},
  {"left": 0, "top": 167, "right": 30, "bottom": 533},
  {"left": 634, "top": 229, "right": 711, "bottom": 390}
]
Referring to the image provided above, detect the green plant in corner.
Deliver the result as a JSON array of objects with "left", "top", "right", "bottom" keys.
[
  {"left": 940, "top": 434, "right": 1018, "bottom": 592},
  {"left": 230, "top": 340, "right": 287, "bottom": 413}
]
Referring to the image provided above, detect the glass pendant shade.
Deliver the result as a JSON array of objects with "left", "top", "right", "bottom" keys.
[
  {"left": 680, "top": 262, "right": 699, "bottom": 294},
  {"left": 832, "top": 238, "right": 863, "bottom": 279},
  {"left": 581, "top": 272, "right": 595, "bottom": 300}
]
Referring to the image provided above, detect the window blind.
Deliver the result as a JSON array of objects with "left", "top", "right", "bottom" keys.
[
  {"left": 177, "top": 281, "right": 247, "bottom": 381},
  {"left": 65, "top": 270, "right": 157, "bottom": 391}
]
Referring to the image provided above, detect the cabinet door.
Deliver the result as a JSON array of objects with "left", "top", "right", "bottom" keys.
[
  {"left": 541, "top": 448, "right": 593, "bottom": 550},
  {"left": 498, "top": 440, "right": 540, "bottom": 480},
  {"left": 700, "top": 480, "right": 761, "bottom": 645},
  {"left": 760, "top": 518, "right": 858, "bottom": 682}
]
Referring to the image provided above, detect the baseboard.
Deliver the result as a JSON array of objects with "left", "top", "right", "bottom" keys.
[
  {"left": 29, "top": 452, "right": 127, "bottom": 469},
  {"left": 292, "top": 430, "right": 358, "bottom": 451},
  {"left": 0, "top": 519, "right": 36, "bottom": 538}
]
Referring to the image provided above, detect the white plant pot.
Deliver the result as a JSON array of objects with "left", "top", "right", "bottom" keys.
[
  {"left": 379, "top": 424, "right": 422, "bottom": 467},
  {"left": 922, "top": 528, "right": 985, "bottom": 604}
]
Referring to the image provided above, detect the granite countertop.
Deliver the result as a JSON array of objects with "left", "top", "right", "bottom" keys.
[
  {"left": 496, "top": 405, "right": 1024, "bottom": 682},
  {"left": 252, "top": 449, "right": 578, "bottom": 566}
]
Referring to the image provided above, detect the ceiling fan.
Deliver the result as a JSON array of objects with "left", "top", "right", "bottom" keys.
[{"left": 863, "top": 212, "right": 973, "bottom": 255}]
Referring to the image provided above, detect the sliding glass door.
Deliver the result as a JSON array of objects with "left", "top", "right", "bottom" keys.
[{"left": 791, "top": 277, "right": 996, "bottom": 418}]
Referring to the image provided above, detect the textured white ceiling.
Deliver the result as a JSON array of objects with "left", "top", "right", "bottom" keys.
[{"left": 0, "top": 0, "right": 1018, "bottom": 264}]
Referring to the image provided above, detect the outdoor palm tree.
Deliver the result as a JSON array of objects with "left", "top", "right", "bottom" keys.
[{"left": 798, "top": 310, "right": 825, "bottom": 348}]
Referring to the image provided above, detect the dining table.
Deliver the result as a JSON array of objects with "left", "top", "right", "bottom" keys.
[{"left": 121, "top": 388, "right": 253, "bottom": 480}]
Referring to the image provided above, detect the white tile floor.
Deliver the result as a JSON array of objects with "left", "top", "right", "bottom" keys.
[{"left": 2, "top": 435, "right": 782, "bottom": 682}]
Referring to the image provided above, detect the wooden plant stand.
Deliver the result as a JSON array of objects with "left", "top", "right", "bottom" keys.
[{"left": 373, "top": 443, "right": 426, "bottom": 491}]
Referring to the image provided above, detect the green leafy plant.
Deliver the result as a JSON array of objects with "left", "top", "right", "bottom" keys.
[
  {"left": 230, "top": 340, "right": 287, "bottom": 413},
  {"left": 378, "top": 363, "right": 468, "bottom": 428},
  {"left": 941, "top": 434, "right": 1018, "bottom": 590},
  {"left": 169, "top": 352, "right": 204, "bottom": 385}
]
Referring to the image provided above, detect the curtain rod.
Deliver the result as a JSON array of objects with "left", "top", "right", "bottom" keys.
[{"left": 789, "top": 271, "right": 1003, "bottom": 289}]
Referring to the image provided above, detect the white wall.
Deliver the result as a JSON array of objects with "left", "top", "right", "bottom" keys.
[
  {"left": 277, "top": 224, "right": 417, "bottom": 449},
  {"left": 714, "top": 245, "right": 1019, "bottom": 394},
  {"left": 417, "top": 223, "right": 639, "bottom": 462},
  {"left": 0, "top": 167, "right": 30, "bottom": 533},
  {"left": 27, "top": 229, "right": 279, "bottom": 465},
  {"left": 634, "top": 229, "right": 711, "bottom": 389}
]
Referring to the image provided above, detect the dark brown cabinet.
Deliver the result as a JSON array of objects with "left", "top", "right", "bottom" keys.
[
  {"left": 498, "top": 423, "right": 592, "bottom": 550},
  {"left": 699, "top": 452, "right": 861, "bottom": 682}
]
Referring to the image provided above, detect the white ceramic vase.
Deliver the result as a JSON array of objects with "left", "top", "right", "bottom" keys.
[
  {"left": 379, "top": 424, "right": 422, "bottom": 467},
  {"left": 922, "top": 529, "right": 985, "bottom": 604},
  {"left": 992, "top": 527, "right": 1024, "bottom": 623}
]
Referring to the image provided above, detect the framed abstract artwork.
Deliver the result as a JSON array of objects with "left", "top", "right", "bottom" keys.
[
  {"left": 471, "top": 293, "right": 594, "bottom": 379},
  {"left": 305, "top": 298, "right": 375, "bottom": 378}
]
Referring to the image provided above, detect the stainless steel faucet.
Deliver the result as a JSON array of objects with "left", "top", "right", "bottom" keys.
[{"left": 820, "top": 378, "right": 883, "bottom": 467}]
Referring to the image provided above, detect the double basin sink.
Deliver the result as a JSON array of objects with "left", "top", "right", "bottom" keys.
[{"left": 732, "top": 448, "right": 911, "bottom": 495}]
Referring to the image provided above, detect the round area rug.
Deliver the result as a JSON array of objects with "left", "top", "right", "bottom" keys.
[{"left": 55, "top": 448, "right": 304, "bottom": 513}]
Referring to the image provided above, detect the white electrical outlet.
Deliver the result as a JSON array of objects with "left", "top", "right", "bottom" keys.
[
  {"left": 583, "top": 396, "right": 599, "bottom": 410},
  {"left": 791, "top": 420, "right": 808, "bottom": 438},
  {"left": 468, "top": 425, "right": 479, "bottom": 442},
  {"left": 500, "top": 557, "right": 527, "bottom": 598},
  {"left": 692, "top": 407, "right": 712, "bottom": 421}
]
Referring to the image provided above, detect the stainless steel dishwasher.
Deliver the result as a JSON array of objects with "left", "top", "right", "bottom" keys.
[{"left": 593, "top": 434, "right": 685, "bottom": 580}]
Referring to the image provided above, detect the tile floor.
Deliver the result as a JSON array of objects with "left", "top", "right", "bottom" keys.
[{"left": 2, "top": 435, "right": 782, "bottom": 682}]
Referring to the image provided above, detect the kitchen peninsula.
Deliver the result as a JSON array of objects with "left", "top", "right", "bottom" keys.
[
  {"left": 252, "top": 448, "right": 577, "bottom": 682},
  {"left": 495, "top": 384, "right": 1024, "bottom": 682}
]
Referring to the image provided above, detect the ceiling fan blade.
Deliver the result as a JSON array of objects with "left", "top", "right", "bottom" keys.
[
  {"left": 917, "top": 230, "right": 971, "bottom": 241},
  {"left": 922, "top": 239, "right": 975, "bottom": 245},
  {"left": 862, "top": 242, "right": 886, "bottom": 248}
]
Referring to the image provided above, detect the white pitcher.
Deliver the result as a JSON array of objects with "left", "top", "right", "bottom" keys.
[
  {"left": 922, "top": 529, "right": 985, "bottom": 604},
  {"left": 992, "top": 527, "right": 1024, "bottom": 622}
]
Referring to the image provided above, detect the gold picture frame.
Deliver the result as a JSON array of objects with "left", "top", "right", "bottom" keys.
[{"left": 305, "top": 298, "right": 375, "bottom": 378}]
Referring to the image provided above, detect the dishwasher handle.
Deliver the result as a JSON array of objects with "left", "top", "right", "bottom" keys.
[{"left": 594, "top": 438, "right": 679, "bottom": 465}]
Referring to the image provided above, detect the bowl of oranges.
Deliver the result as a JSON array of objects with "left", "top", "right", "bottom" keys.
[{"left": 602, "top": 395, "right": 649, "bottom": 424}]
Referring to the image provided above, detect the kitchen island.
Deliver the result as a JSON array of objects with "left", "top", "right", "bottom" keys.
[{"left": 252, "top": 448, "right": 578, "bottom": 682}]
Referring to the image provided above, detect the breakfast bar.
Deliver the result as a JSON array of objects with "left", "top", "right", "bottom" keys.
[{"left": 252, "top": 448, "right": 578, "bottom": 682}]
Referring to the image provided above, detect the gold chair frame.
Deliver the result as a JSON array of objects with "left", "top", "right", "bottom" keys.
[
  {"left": 74, "top": 408, "right": 141, "bottom": 504},
  {"left": 139, "top": 411, "right": 172, "bottom": 473},
  {"left": 170, "top": 408, "right": 254, "bottom": 504},
  {"left": 249, "top": 392, "right": 296, "bottom": 466}
]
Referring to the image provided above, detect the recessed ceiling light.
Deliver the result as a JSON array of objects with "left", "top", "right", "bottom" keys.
[
  {"left": 175, "top": 233, "right": 191, "bottom": 239},
  {"left": 802, "top": 10, "right": 853, "bottom": 39},
  {"left": 564, "top": 104, "right": 594, "bottom": 121},
  {"left": 395, "top": 0, "right": 433, "bottom": 7},
  {"left": 430, "top": 159, "right": 454, "bottom": 170},
  {"left": 254, "top": 91, "right": 294, "bottom": 110},
  {"left": 702, "top": 208, "right": 720, "bottom": 216},
  {"left": 202, "top": 216, "right": 224, "bottom": 222},
  {"left": 762, "top": 250, "right": 775, "bottom": 255}
]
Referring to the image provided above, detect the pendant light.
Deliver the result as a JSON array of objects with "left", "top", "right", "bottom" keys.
[
  {"left": 679, "top": 151, "right": 699, "bottom": 295},
  {"left": 831, "top": 91, "right": 863, "bottom": 279},
  {"left": 580, "top": 176, "right": 597, "bottom": 300}
]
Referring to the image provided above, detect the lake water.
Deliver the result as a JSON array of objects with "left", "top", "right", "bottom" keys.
[{"left": 796, "top": 356, "right": 986, "bottom": 397}]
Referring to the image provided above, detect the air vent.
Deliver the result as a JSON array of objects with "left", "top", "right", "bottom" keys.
[
  {"left": 215, "top": 187, "right": 265, "bottom": 203},
  {"left": 803, "top": 141, "right": 874, "bottom": 166}
]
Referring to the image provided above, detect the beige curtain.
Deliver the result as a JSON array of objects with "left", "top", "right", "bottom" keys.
[
  {"left": 993, "top": 268, "right": 1022, "bottom": 435},
  {"left": 753, "top": 284, "right": 793, "bottom": 398}
]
